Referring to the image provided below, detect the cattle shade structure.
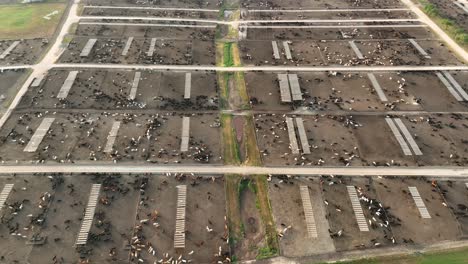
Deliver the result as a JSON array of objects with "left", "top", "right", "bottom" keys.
[
  {"left": 104, "top": 121, "right": 121, "bottom": 153},
  {"left": 147, "top": 38, "right": 157, "bottom": 56},
  {"left": 408, "top": 39, "right": 431, "bottom": 59},
  {"left": 278, "top": 73, "right": 292, "bottom": 103},
  {"left": 385, "top": 117, "right": 412, "bottom": 156},
  {"left": 455, "top": 0, "right": 468, "bottom": 13},
  {"left": 440, "top": 71, "right": 468, "bottom": 101},
  {"left": 128, "top": 71, "right": 141, "bottom": 100},
  {"left": 349, "top": 40, "right": 364, "bottom": 59},
  {"left": 272, "top": 41, "right": 280, "bottom": 60},
  {"left": 174, "top": 185, "right": 187, "bottom": 249},
  {"left": 286, "top": 117, "right": 300, "bottom": 154},
  {"left": 300, "top": 185, "right": 318, "bottom": 238},
  {"left": 76, "top": 184, "right": 101, "bottom": 246},
  {"left": 24, "top": 118, "right": 55, "bottom": 153},
  {"left": 295, "top": 117, "right": 311, "bottom": 155},
  {"left": 122, "top": 37, "right": 134, "bottom": 56},
  {"left": 283, "top": 41, "right": 292, "bottom": 60},
  {"left": 393, "top": 118, "right": 423, "bottom": 156},
  {"left": 288, "top": 74, "right": 302, "bottom": 101},
  {"left": 80, "top": 39, "right": 97, "bottom": 57},
  {"left": 181, "top": 117, "right": 190, "bottom": 152},
  {"left": 31, "top": 75, "right": 45, "bottom": 87},
  {"left": 184, "top": 72, "right": 192, "bottom": 99},
  {"left": 57, "top": 71, "right": 79, "bottom": 99},
  {"left": 408, "top": 186, "right": 431, "bottom": 219},
  {"left": 0, "top": 184, "right": 14, "bottom": 211},
  {"left": 347, "top": 186, "right": 369, "bottom": 232}
]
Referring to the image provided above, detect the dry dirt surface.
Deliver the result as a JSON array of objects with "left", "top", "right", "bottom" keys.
[
  {"left": 0, "top": 69, "right": 28, "bottom": 113},
  {"left": 75, "top": 24, "right": 217, "bottom": 40},
  {"left": 59, "top": 37, "right": 216, "bottom": 65},
  {"left": 373, "top": 177, "right": 462, "bottom": 245},
  {"left": 426, "top": 0, "right": 468, "bottom": 33},
  {"left": 240, "top": 0, "right": 405, "bottom": 9},
  {"left": 242, "top": 10, "right": 415, "bottom": 20},
  {"left": 0, "top": 39, "right": 48, "bottom": 66},
  {"left": 246, "top": 71, "right": 468, "bottom": 112},
  {"left": 268, "top": 176, "right": 335, "bottom": 257},
  {"left": 0, "top": 174, "right": 228, "bottom": 264},
  {"left": 245, "top": 27, "right": 436, "bottom": 41},
  {"left": 18, "top": 69, "right": 219, "bottom": 111},
  {"left": 0, "top": 112, "right": 222, "bottom": 164},
  {"left": 83, "top": 0, "right": 224, "bottom": 9},
  {"left": 239, "top": 39, "right": 463, "bottom": 67},
  {"left": 437, "top": 180, "right": 468, "bottom": 237},
  {"left": 82, "top": 7, "right": 220, "bottom": 20}
]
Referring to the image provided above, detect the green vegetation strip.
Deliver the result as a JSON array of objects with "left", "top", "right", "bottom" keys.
[
  {"left": 221, "top": 114, "right": 241, "bottom": 165},
  {"left": 225, "top": 174, "right": 242, "bottom": 248},
  {"left": 325, "top": 247, "right": 468, "bottom": 264},
  {"left": 252, "top": 175, "right": 279, "bottom": 260},
  {"left": 224, "top": 42, "right": 235, "bottom": 67},
  {"left": 243, "top": 115, "right": 262, "bottom": 166},
  {"left": 218, "top": 72, "right": 230, "bottom": 108},
  {"left": 0, "top": 3, "right": 66, "bottom": 39},
  {"left": 419, "top": 0, "right": 468, "bottom": 48}
]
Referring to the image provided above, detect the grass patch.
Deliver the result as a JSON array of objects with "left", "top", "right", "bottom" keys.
[
  {"left": 252, "top": 175, "right": 279, "bottom": 259},
  {"left": 0, "top": 3, "right": 67, "bottom": 39},
  {"left": 61, "top": 22, "right": 78, "bottom": 45},
  {"left": 243, "top": 115, "right": 262, "bottom": 166},
  {"left": 233, "top": 72, "right": 250, "bottom": 108},
  {"left": 223, "top": 42, "right": 235, "bottom": 67},
  {"left": 418, "top": 0, "right": 468, "bottom": 48},
  {"left": 0, "top": 69, "right": 32, "bottom": 110},
  {"left": 216, "top": 42, "right": 225, "bottom": 66},
  {"left": 225, "top": 174, "right": 242, "bottom": 248},
  {"left": 217, "top": 72, "right": 231, "bottom": 108},
  {"left": 221, "top": 113, "right": 241, "bottom": 165},
  {"left": 231, "top": 43, "right": 242, "bottom": 66},
  {"left": 257, "top": 246, "right": 278, "bottom": 260},
  {"left": 225, "top": 25, "right": 239, "bottom": 40},
  {"left": 325, "top": 246, "right": 468, "bottom": 264}
]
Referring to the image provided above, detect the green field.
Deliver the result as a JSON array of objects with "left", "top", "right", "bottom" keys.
[
  {"left": 0, "top": 2, "right": 66, "bottom": 39},
  {"left": 328, "top": 247, "right": 468, "bottom": 264},
  {"left": 418, "top": 0, "right": 468, "bottom": 49}
]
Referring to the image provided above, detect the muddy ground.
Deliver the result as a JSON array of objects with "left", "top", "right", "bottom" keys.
[
  {"left": 83, "top": 0, "right": 224, "bottom": 9},
  {"left": 59, "top": 37, "right": 215, "bottom": 65},
  {"left": 240, "top": 0, "right": 405, "bottom": 9},
  {"left": 242, "top": 10, "right": 415, "bottom": 20},
  {"left": 0, "top": 39, "right": 48, "bottom": 66},
  {"left": 246, "top": 71, "right": 468, "bottom": 112},
  {"left": 0, "top": 69, "right": 29, "bottom": 114},
  {"left": 82, "top": 7, "right": 220, "bottom": 20},
  {"left": 254, "top": 114, "right": 468, "bottom": 167},
  {"left": 18, "top": 69, "right": 219, "bottom": 111},
  {"left": 395, "top": 114, "right": 468, "bottom": 166},
  {"left": 268, "top": 176, "right": 335, "bottom": 257},
  {"left": 0, "top": 112, "right": 222, "bottom": 164},
  {"left": 232, "top": 178, "right": 268, "bottom": 261},
  {"left": 321, "top": 176, "right": 394, "bottom": 252},
  {"left": 239, "top": 39, "right": 463, "bottom": 66},
  {"left": 75, "top": 24, "right": 217, "bottom": 40},
  {"left": 438, "top": 180, "right": 468, "bottom": 237},
  {"left": 373, "top": 177, "right": 462, "bottom": 245},
  {"left": 0, "top": 174, "right": 467, "bottom": 262},
  {"left": 245, "top": 27, "right": 435, "bottom": 41},
  {"left": 0, "top": 174, "right": 228, "bottom": 264},
  {"left": 427, "top": 0, "right": 468, "bottom": 33}
]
